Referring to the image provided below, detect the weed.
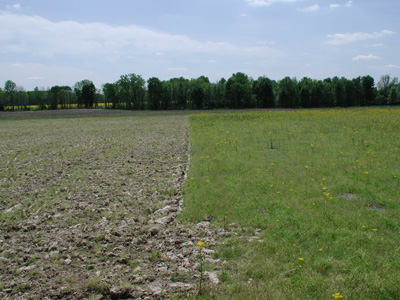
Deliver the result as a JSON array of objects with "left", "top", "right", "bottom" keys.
[{"left": 87, "top": 276, "right": 110, "bottom": 295}]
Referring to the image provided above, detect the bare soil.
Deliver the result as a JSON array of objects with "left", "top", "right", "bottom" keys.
[{"left": 0, "top": 111, "right": 222, "bottom": 299}]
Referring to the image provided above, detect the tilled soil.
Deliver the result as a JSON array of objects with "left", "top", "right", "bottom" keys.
[{"left": 0, "top": 114, "right": 221, "bottom": 299}]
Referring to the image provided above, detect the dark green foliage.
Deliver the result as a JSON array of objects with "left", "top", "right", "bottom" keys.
[
  {"left": 74, "top": 79, "right": 96, "bottom": 108},
  {"left": 225, "top": 72, "right": 252, "bottom": 109},
  {"left": 116, "top": 74, "right": 145, "bottom": 110},
  {"left": 253, "top": 76, "right": 275, "bottom": 108},
  {"left": 147, "top": 77, "right": 163, "bottom": 110},
  {"left": 102, "top": 83, "right": 118, "bottom": 109},
  {"left": 4, "top": 80, "right": 16, "bottom": 110},
  {"left": 3, "top": 72, "right": 396, "bottom": 111},
  {"left": 362, "top": 75, "right": 376, "bottom": 106},
  {"left": 278, "top": 77, "right": 298, "bottom": 108}
]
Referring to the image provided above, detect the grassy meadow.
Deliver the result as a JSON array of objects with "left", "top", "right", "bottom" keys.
[{"left": 182, "top": 108, "right": 400, "bottom": 299}]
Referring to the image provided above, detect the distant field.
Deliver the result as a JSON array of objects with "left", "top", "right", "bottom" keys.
[{"left": 183, "top": 108, "right": 400, "bottom": 299}]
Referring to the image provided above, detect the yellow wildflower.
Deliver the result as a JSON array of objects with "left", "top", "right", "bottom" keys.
[{"left": 332, "top": 292, "right": 343, "bottom": 299}]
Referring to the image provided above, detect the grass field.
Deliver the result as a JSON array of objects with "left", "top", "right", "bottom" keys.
[{"left": 182, "top": 108, "right": 400, "bottom": 299}]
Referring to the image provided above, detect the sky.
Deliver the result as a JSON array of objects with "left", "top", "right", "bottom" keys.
[{"left": 0, "top": 0, "right": 399, "bottom": 90}]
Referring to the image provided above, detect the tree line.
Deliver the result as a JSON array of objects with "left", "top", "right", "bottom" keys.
[{"left": 1, "top": 73, "right": 399, "bottom": 111}]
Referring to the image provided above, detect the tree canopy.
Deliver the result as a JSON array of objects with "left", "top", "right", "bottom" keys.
[{"left": 2, "top": 72, "right": 399, "bottom": 111}]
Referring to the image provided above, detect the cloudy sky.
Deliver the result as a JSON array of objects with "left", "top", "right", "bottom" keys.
[{"left": 0, "top": 0, "right": 399, "bottom": 90}]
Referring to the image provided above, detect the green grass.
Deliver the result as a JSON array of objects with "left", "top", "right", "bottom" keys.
[{"left": 182, "top": 109, "right": 400, "bottom": 299}]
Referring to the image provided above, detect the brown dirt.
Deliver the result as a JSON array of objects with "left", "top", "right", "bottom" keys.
[{"left": 0, "top": 112, "right": 222, "bottom": 299}]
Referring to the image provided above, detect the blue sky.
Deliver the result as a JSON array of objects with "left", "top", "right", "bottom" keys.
[{"left": 0, "top": 0, "right": 399, "bottom": 90}]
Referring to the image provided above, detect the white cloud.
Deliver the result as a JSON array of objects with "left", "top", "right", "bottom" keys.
[
  {"left": 297, "top": 4, "right": 320, "bottom": 12},
  {"left": 385, "top": 64, "right": 400, "bottom": 69},
  {"left": 5, "top": 3, "right": 20, "bottom": 9},
  {"left": 352, "top": 54, "right": 381, "bottom": 61},
  {"left": 0, "top": 11, "right": 280, "bottom": 59},
  {"left": 329, "top": 4, "right": 341, "bottom": 9},
  {"left": 245, "top": 0, "right": 300, "bottom": 7},
  {"left": 327, "top": 30, "right": 396, "bottom": 45},
  {"left": 345, "top": 0, "right": 353, "bottom": 8}
]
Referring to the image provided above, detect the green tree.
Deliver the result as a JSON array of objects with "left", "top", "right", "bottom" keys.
[
  {"left": 361, "top": 75, "right": 377, "bottom": 106},
  {"left": 49, "top": 86, "right": 71, "bottom": 109},
  {"left": 377, "top": 74, "right": 399, "bottom": 103},
  {"left": 332, "top": 76, "right": 346, "bottom": 107},
  {"left": 253, "top": 76, "right": 275, "bottom": 108},
  {"left": 189, "top": 76, "right": 212, "bottom": 109},
  {"left": 309, "top": 80, "right": 324, "bottom": 108},
  {"left": 170, "top": 77, "right": 189, "bottom": 109},
  {"left": 82, "top": 82, "right": 96, "bottom": 108},
  {"left": 352, "top": 77, "right": 363, "bottom": 106},
  {"left": 160, "top": 80, "right": 172, "bottom": 110},
  {"left": 27, "top": 87, "right": 46, "bottom": 109},
  {"left": 74, "top": 80, "right": 95, "bottom": 108},
  {"left": 116, "top": 74, "right": 146, "bottom": 110},
  {"left": 4, "top": 80, "right": 16, "bottom": 110},
  {"left": 277, "top": 77, "right": 298, "bottom": 108},
  {"left": 15, "top": 86, "right": 27, "bottom": 110},
  {"left": 298, "top": 77, "right": 312, "bottom": 108},
  {"left": 0, "top": 88, "right": 4, "bottom": 111},
  {"left": 102, "top": 83, "right": 118, "bottom": 109},
  {"left": 388, "top": 86, "right": 399, "bottom": 105},
  {"left": 225, "top": 72, "right": 252, "bottom": 109},
  {"left": 343, "top": 79, "right": 356, "bottom": 107},
  {"left": 147, "top": 77, "right": 163, "bottom": 110},
  {"left": 212, "top": 78, "right": 226, "bottom": 108}
]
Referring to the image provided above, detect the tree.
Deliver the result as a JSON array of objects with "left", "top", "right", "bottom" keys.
[
  {"left": 361, "top": 75, "right": 377, "bottom": 105},
  {"left": 4, "top": 80, "right": 16, "bottom": 110},
  {"left": 49, "top": 85, "right": 71, "bottom": 109},
  {"left": 27, "top": 87, "right": 47, "bottom": 109},
  {"left": 0, "top": 88, "right": 4, "bottom": 111},
  {"left": 171, "top": 77, "right": 189, "bottom": 109},
  {"left": 352, "top": 77, "right": 363, "bottom": 106},
  {"left": 388, "top": 86, "right": 399, "bottom": 105},
  {"left": 253, "top": 76, "right": 275, "bottom": 108},
  {"left": 377, "top": 74, "right": 399, "bottom": 103},
  {"left": 102, "top": 83, "right": 118, "bottom": 109},
  {"left": 213, "top": 78, "right": 226, "bottom": 108},
  {"left": 189, "top": 76, "right": 211, "bottom": 109},
  {"left": 277, "top": 77, "right": 298, "bottom": 108},
  {"left": 225, "top": 72, "right": 252, "bottom": 109},
  {"left": 15, "top": 86, "right": 28, "bottom": 110},
  {"left": 74, "top": 80, "right": 94, "bottom": 108},
  {"left": 343, "top": 79, "right": 356, "bottom": 107},
  {"left": 116, "top": 74, "right": 146, "bottom": 110},
  {"left": 82, "top": 82, "right": 96, "bottom": 108},
  {"left": 191, "top": 85, "right": 204, "bottom": 109},
  {"left": 147, "top": 77, "right": 163, "bottom": 110},
  {"left": 298, "top": 77, "right": 312, "bottom": 108},
  {"left": 332, "top": 76, "right": 346, "bottom": 107}
]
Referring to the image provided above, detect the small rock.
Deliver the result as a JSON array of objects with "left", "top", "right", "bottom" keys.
[
  {"left": 149, "top": 227, "right": 159, "bottom": 236},
  {"left": 18, "top": 265, "right": 36, "bottom": 272},
  {"left": 205, "top": 271, "right": 220, "bottom": 285}
]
